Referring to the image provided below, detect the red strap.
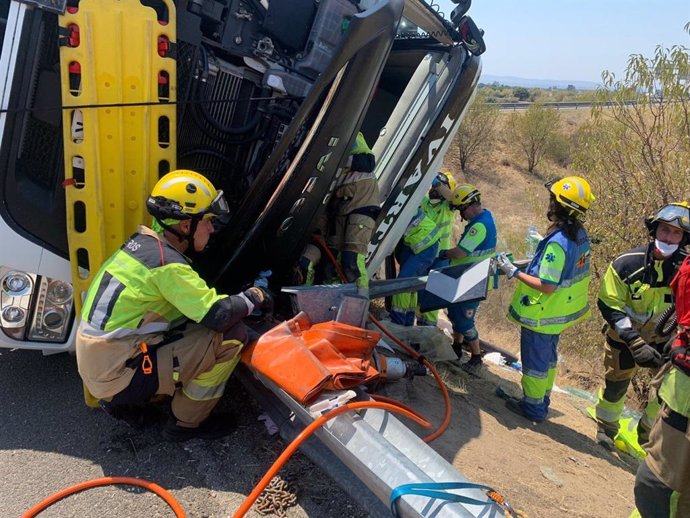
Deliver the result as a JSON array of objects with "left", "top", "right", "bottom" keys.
[
  {"left": 672, "top": 257, "right": 690, "bottom": 327},
  {"left": 62, "top": 178, "right": 77, "bottom": 187}
]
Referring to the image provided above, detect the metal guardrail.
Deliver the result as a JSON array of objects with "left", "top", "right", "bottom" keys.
[{"left": 494, "top": 100, "right": 637, "bottom": 111}]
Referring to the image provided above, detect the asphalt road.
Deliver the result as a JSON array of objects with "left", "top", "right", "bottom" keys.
[{"left": 0, "top": 349, "right": 366, "bottom": 518}]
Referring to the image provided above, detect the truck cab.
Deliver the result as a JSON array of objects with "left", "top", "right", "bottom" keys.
[{"left": 0, "top": 0, "right": 484, "bottom": 353}]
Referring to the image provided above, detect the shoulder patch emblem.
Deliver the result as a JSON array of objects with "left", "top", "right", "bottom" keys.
[
  {"left": 468, "top": 227, "right": 478, "bottom": 236},
  {"left": 545, "top": 252, "right": 556, "bottom": 263}
]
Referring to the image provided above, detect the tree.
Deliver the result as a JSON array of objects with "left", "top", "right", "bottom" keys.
[
  {"left": 566, "top": 84, "right": 576, "bottom": 91},
  {"left": 456, "top": 93, "right": 500, "bottom": 171},
  {"left": 573, "top": 34, "right": 690, "bottom": 267},
  {"left": 513, "top": 87, "right": 530, "bottom": 101},
  {"left": 507, "top": 102, "right": 561, "bottom": 173}
]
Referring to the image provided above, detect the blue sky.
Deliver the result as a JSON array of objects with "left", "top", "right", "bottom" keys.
[{"left": 435, "top": 0, "right": 690, "bottom": 82}]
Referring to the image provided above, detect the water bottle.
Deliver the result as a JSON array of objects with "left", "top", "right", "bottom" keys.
[{"left": 525, "top": 225, "right": 541, "bottom": 259}]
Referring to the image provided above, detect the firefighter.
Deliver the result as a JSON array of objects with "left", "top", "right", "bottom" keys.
[
  {"left": 296, "top": 132, "right": 381, "bottom": 289},
  {"left": 439, "top": 184, "right": 497, "bottom": 374},
  {"left": 595, "top": 202, "right": 690, "bottom": 450},
  {"left": 389, "top": 172, "right": 455, "bottom": 325},
  {"left": 416, "top": 171, "right": 458, "bottom": 327},
  {"left": 497, "top": 176, "right": 594, "bottom": 421},
  {"left": 634, "top": 249, "right": 690, "bottom": 518},
  {"left": 76, "top": 170, "right": 272, "bottom": 441}
]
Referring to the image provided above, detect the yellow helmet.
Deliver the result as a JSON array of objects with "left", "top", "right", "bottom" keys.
[
  {"left": 547, "top": 176, "right": 595, "bottom": 216},
  {"left": 451, "top": 183, "right": 481, "bottom": 208},
  {"left": 146, "top": 170, "right": 229, "bottom": 221},
  {"left": 646, "top": 202, "right": 690, "bottom": 235},
  {"left": 433, "top": 171, "right": 457, "bottom": 192}
]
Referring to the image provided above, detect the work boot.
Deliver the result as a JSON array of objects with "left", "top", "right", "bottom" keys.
[
  {"left": 505, "top": 397, "right": 543, "bottom": 424},
  {"left": 596, "top": 430, "right": 616, "bottom": 451},
  {"left": 162, "top": 413, "right": 237, "bottom": 442},
  {"left": 451, "top": 341, "right": 464, "bottom": 359},
  {"left": 461, "top": 355, "right": 483, "bottom": 377}
]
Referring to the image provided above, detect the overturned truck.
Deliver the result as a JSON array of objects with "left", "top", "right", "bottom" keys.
[{"left": 0, "top": 0, "right": 509, "bottom": 516}]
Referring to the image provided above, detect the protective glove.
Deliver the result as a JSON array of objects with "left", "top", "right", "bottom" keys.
[
  {"left": 253, "top": 269, "right": 272, "bottom": 289},
  {"left": 496, "top": 252, "right": 519, "bottom": 279},
  {"left": 243, "top": 286, "right": 274, "bottom": 315},
  {"left": 627, "top": 337, "right": 664, "bottom": 368}
]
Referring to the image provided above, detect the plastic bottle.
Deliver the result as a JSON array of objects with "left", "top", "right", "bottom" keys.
[{"left": 525, "top": 225, "right": 541, "bottom": 259}]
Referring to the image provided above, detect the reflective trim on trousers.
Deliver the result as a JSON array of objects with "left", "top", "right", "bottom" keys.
[
  {"left": 595, "top": 387, "right": 626, "bottom": 424},
  {"left": 182, "top": 340, "right": 243, "bottom": 401}
]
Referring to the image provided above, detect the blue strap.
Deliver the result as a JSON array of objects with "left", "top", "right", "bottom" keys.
[{"left": 390, "top": 481, "right": 500, "bottom": 517}]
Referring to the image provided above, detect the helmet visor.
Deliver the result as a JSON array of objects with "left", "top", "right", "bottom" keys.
[
  {"left": 432, "top": 173, "right": 450, "bottom": 188},
  {"left": 655, "top": 204, "right": 690, "bottom": 232},
  {"left": 202, "top": 190, "right": 230, "bottom": 219}
]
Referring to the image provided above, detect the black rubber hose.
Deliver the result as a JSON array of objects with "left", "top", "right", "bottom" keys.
[{"left": 655, "top": 303, "right": 678, "bottom": 337}]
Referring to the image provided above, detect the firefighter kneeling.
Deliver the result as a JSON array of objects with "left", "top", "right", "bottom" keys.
[{"left": 76, "top": 170, "right": 272, "bottom": 441}]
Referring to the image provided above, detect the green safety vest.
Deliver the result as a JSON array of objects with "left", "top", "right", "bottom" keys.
[
  {"left": 81, "top": 226, "right": 224, "bottom": 337},
  {"left": 598, "top": 244, "right": 679, "bottom": 345},
  {"left": 508, "top": 228, "right": 591, "bottom": 335},
  {"left": 421, "top": 196, "right": 455, "bottom": 250},
  {"left": 660, "top": 367, "right": 690, "bottom": 418},
  {"left": 403, "top": 208, "right": 442, "bottom": 254}
]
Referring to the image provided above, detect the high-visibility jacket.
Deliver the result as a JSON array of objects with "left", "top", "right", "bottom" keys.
[
  {"left": 402, "top": 207, "right": 442, "bottom": 254},
  {"left": 508, "top": 227, "right": 591, "bottom": 335},
  {"left": 598, "top": 244, "right": 683, "bottom": 346},
  {"left": 421, "top": 196, "right": 455, "bottom": 250},
  {"left": 450, "top": 208, "right": 497, "bottom": 266},
  {"left": 80, "top": 226, "right": 251, "bottom": 339}
]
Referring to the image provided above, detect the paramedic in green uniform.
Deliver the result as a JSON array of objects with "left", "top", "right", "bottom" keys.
[
  {"left": 439, "top": 184, "right": 497, "bottom": 374},
  {"left": 497, "top": 176, "right": 595, "bottom": 421}
]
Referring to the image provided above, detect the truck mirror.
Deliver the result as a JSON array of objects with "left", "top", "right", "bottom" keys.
[{"left": 458, "top": 16, "right": 486, "bottom": 56}]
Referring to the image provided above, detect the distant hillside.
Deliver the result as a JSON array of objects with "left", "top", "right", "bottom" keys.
[{"left": 480, "top": 74, "right": 601, "bottom": 91}]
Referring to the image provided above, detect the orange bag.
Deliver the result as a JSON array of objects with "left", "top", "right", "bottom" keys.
[{"left": 242, "top": 313, "right": 381, "bottom": 403}]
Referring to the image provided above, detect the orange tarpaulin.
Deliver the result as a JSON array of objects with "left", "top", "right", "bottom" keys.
[{"left": 242, "top": 313, "right": 381, "bottom": 404}]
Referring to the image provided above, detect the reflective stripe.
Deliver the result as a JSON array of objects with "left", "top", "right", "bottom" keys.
[
  {"left": 88, "top": 273, "right": 126, "bottom": 330},
  {"left": 559, "top": 269, "right": 590, "bottom": 288},
  {"left": 183, "top": 352, "right": 241, "bottom": 401},
  {"left": 523, "top": 367, "right": 547, "bottom": 379},
  {"left": 410, "top": 225, "right": 441, "bottom": 253},
  {"left": 78, "top": 320, "right": 170, "bottom": 339},
  {"left": 539, "top": 305, "right": 590, "bottom": 326},
  {"left": 595, "top": 387, "right": 626, "bottom": 423},
  {"left": 509, "top": 303, "right": 590, "bottom": 328}
]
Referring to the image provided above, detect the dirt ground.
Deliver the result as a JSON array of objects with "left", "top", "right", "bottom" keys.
[{"left": 376, "top": 339, "right": 640, "bottom": 518}]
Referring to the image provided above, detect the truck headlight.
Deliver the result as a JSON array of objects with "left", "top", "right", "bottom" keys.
[
  {"left": 46, "top": 280, "right": 73, "bottom": 305},
  {"left": 0, "top": 267, "right": 74, "bottom": 343},
  {"left": 2, "top": 271, "right": 32, "bottom": 297},
  {"left": 2, "top": 306, "right": 25, "bottom": 324}
]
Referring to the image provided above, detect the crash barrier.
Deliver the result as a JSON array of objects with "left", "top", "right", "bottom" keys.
[
  {"left": 241, "top": 312, "right": 381, "bottom": 403},
  {"left": 58, "top": 0, "right": 177, "bottom": 312},
  {"left": 495, "top": 100, "right": 637, "bottom": 111}
]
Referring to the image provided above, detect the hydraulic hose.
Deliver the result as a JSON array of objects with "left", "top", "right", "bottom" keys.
[
  {"left": 312, "top": 235, "right": 453, "bottom": 443},
  {"left": 655, "top": 303, "right": 678, "bottom": 337},
  {"left": 231, "top": 400, "right": 432, "bottom": 518},
  {"left": 21, "top": 477, "right": 187, "bottom": 518}
]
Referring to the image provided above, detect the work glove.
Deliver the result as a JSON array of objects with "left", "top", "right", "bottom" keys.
[
  {"left": 627, "top": 337, "right": 664, "bottom": 369},
  {"left": 253, "top": 269, "right": 272, "bottom": 289},
  {"left": 243, "top": 286, "right": 274, "bottom": 315},
  {"left": 496, "top": 252, "right": 519, "bottom": 279}
]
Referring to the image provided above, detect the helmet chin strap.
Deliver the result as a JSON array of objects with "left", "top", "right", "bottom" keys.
[{"left": 155, "top": 218, "right": 199, "bottom": 251}]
